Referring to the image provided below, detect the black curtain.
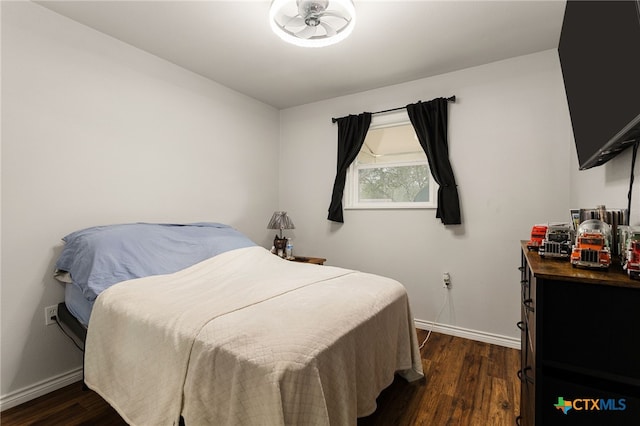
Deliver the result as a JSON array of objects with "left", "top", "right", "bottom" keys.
[
  {"left": 327, "top": 113, "right": 372, "bottom": 223},
  {"left": 406, "top": 98, "right": 461, "bottom": 225}
]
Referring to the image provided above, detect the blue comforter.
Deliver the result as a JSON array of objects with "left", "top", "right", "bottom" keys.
[{"left": 56, "top": 223, "right": 256, "bottom": 301}]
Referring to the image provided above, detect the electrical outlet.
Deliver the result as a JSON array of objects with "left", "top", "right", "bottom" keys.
[
  {"left": 443, "top": 272, "right": 451, "bottom": 288},
  {"left": 45, "top": 305, "right": 58, "bottom": 326}
]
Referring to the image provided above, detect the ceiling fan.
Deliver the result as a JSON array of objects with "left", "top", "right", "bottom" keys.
[{"left": 269, "top": 0, "right": 356, "bottom": 48}]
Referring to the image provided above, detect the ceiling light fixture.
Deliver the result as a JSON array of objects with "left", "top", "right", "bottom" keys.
[{"left": 269, "top": 0, "right": 356, "bottom": 48}]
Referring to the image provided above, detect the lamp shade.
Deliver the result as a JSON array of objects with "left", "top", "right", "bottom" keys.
[{"left": 267, "top": 211, "right": 295, "bottom": 237}]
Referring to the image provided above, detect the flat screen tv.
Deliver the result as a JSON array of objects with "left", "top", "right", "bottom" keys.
[{"left": 558, "top": 0, "right": 640, "bottom": 170}]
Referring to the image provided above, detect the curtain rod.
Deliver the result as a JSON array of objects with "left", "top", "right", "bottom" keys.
[{"left": 331, "top": 96, "right": 456, "bottom": 123}]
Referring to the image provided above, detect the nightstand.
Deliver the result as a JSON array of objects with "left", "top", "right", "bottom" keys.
[{"left": 288, "top": 256, "right": 326, "bottom": 265}]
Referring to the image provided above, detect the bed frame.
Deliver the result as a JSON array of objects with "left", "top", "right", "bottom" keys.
[
  {"left": 56, "top": 302, "right": 90, "bottom": 391},
  {"left": 57, "top": 302, "right": 87, "bottom": 344}
]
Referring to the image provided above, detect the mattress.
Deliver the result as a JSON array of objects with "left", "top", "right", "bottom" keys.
[
  {"left": 85, "top": 246, "right": 423, "bottom": 426},
  {"left": 64, "top": 281, "right": 93, "bottom": 327}
]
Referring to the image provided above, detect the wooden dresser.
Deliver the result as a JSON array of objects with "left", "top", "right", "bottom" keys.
[{"left": 518, "top": 241, "right": 640, "bottom": 426}]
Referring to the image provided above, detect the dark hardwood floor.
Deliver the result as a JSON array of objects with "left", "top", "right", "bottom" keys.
[
  {"left": 0, "top": 381, "right": 126, "bottom": 426},
  {"left": 359, "top": 330, "right": 521, "bottom": 426},
  {"left": 1, "top": 331, "right": 520, "bottom": 425}
]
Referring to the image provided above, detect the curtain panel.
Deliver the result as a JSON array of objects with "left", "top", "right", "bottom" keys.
[
  {"left": 406, "top": 98, "right": 462, "bottom": 225},
  {"left": 327, "top": 113, "right": 372, "bottom": 223}
]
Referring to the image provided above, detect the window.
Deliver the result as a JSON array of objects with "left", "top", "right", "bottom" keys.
[{"left": 345, "top": 111, "right": 437, "bottom": 209}]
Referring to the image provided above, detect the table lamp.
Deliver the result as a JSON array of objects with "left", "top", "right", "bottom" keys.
[{"left": 267, "top": 211, "right": 295, "bottom": 256}]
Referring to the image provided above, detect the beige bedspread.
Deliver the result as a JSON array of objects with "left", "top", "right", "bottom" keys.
[{"left": 85, "top": 246, "right": 423, "bottom": 426}]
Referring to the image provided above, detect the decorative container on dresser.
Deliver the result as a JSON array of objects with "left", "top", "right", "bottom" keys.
[{"left": 517, "top": 241, "right": 640, "bottom": 426}]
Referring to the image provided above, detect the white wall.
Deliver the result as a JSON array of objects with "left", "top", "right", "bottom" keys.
[
  {"left": 279, "top": 49, "right": 574, "bottom": 346},
  {"left": 1, "top": 2, "right": 279, "bottom": 407}
]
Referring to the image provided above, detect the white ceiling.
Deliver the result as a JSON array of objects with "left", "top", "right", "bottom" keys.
[{"left": 36, "top": 0, "right": 567, "bottom": 109}]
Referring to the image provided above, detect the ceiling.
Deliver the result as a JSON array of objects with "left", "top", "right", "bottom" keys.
[{"left": 36, "top": 0, "right": 567, "bottom": 109}]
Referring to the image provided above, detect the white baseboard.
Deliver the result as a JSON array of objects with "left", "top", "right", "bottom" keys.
[
  {"left": 0, "top": 367, "right": 83, "bottom": 412},
  {"left": 414, "top": 319, "right": 521, "bottom": 349}
]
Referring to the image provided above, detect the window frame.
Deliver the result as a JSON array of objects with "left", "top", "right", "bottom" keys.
[{"left": 344, "top": 112, "right": 437, "bottom": 210}]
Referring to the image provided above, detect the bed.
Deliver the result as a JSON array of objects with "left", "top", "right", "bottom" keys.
[{"left": 54, "top": 222, "right": 423, "bottom": 426}]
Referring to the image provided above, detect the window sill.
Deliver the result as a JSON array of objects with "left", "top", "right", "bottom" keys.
[{"left": 345, "top": 204, "right": 436, "bottom": 210}]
